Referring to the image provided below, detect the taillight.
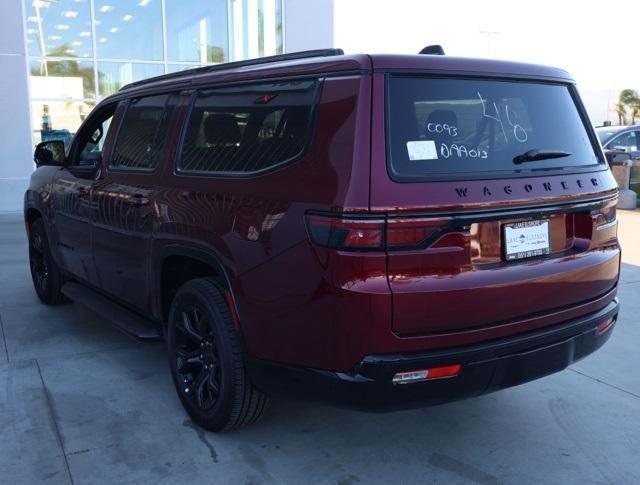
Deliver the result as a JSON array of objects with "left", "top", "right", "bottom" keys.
[
  {"left": 305, "top": 215, "right": 385, "bottom": 251},
  {"left": 593, "top": 197, "right": 617, "bottom": 229},
  {"left": 305, "top": 214, "right": 450, "bottom": 251},
  {"left": 386, "top": 217, "right": 450, "bottom": 249},
  {"left": 589, "top": 197, "right": 618, "bottom": 246}
]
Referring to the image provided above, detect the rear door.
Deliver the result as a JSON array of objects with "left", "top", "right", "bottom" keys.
[
  {"left": 370, "top": 73, "right": 620, "bottom": 336},
  {"left": 91, "top": 92, "right": 179, "bottom": 311}
]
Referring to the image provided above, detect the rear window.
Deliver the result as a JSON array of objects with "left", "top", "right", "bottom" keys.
[
  {"left": 387, "top": 77, "right": 602, "bottom": 181},
  {"left": 178, "top": 80, "right": 319, "bottom": 175}
]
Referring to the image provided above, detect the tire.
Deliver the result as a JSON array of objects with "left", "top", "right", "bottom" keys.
[
  {"left": 166, "top": 278, "right": 269, "bottom": 432},
  {"left": 28, "top": 218, "right": 66, "bottom": 305}
]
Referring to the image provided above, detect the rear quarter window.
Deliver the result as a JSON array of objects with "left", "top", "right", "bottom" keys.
[
  {"left": 178, "top": 79, "right": 320, "bottom": 176},
  {"left": 387, "top": 76, "right": 603, "bottom": 181},
  {"left": 111, "top": 93, "right": 177, "bottom": 171}
]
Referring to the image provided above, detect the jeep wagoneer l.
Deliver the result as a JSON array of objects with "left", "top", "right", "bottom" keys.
[{"left": 24, "top": 48, "right": 620, "bottom": 431}]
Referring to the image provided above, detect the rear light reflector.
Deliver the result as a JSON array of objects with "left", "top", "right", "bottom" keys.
[
  {"left": 597, "top": 317, "right": 615, "bottom": 335},
  {"left": 392, "top": 364, "right": 463, "bottom": 384}
]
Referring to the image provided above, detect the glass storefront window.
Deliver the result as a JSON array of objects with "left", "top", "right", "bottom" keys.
[
  {"left": 165, "top": 0, "right": 229, "bottom": 63},
  {"left": 229, "top": 0, "right": 283, "bottom": 61},
  {"left": 31, "top": 101, "right": 96, "bottom": 148},
  {"left": 166, "top": 64, "right": 202, "bottom": 73},
  {"left": 24, "top": 0, "right": 283, "bottom": 145},
  {"left": 30, "top": 59, "right": 96, "bottom": 99},
  {"left": 95, "top": 0, "right": 163, "bottom": 61},
  {"left": 25, "top": 0, "right": 93, "bottom": 58},
  {"left": 98, "top": 62, "right": 164, "bottom": 97}
]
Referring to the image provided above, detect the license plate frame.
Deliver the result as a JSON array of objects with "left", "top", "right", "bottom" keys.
[{"left": 502, "top": 219, "right": 551, "bottom": 261}]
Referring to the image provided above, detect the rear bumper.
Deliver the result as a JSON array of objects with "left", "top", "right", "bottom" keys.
[{"left": 247, "top": 299, "right": 619, "bottom": 411}]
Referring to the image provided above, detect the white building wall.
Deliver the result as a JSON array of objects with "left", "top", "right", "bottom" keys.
[
  {"left": 0, "top": 0, "right": 32, "bottom": 212},
  {"left": 283, "top": 0, "right": 334, "bottom": 53}
]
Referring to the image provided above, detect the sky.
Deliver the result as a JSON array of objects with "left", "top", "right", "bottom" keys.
[{"left": 333, "top": 0, "right": 640, "bottom": 125}]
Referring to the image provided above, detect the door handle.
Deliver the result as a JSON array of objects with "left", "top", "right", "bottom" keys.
[{"left": 125, "top": 193, "right": 150, "bottom": 206}]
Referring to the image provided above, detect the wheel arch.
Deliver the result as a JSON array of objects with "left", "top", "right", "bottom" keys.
[
  {"left": 157, "top": 244, "right": 241, "bottom": 330},
  {"left": 24, "top": 206, "right": 43, "bottom": 234},
  {"left": 23, "top": 199, "right": 66, "bottom": 271}
]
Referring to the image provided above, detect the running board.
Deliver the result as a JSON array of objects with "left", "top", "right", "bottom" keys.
[{"left": 61, "top": 282, "right": 162, "bottom": 342}]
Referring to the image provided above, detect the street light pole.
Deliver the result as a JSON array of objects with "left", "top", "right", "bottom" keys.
[{"left": 478, "top": 30, "right": 500, "bottom": 57}]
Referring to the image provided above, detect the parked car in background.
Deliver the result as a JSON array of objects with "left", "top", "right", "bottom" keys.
[
  {"left": 41, "top": 129, "right": 73, "bottom": 150},
  {"left": 596, "top": 125, "right": 640, "bottom": 161},
  {"left": 24, "top": 48, "right": 620, "bottom": 432}
]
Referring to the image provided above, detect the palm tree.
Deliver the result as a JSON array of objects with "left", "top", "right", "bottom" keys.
[
  {"left": 631, "top": 99, "right": 640, "bottom": 125},
  {"left": 619, "top": 89, "right": 638, "bottom": 106},
  {"left": 618, "top": 89, "right": 640, "bottom": 125},
  {"left": 615, "top": 102, "right": 627, "bottom": 125}
]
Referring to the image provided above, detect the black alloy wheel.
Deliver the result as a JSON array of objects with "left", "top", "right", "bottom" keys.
[
  {"left": 167, "top": 278, "right": 269, "bottom": 431},
  {"left": 28, "top": 218, "right": 66, "bottom": 305},
  {"left": 174, "top": 306, "right": 222, "bottom": 411},
  {"left": 30, "top": 230, "right": 49, "bottom": 293}
]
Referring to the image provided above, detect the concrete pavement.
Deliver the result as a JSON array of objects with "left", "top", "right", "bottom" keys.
[{"left": 0, "top": 210, "right": 639, "bottom": 485}]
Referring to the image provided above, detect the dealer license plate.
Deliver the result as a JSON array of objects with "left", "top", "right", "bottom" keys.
[{"left": 503, "top": 220, "right": 550, "bottom": 261}]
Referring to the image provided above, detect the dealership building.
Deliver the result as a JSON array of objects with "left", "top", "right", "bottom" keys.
[{"left": 0, "top": 0, "right": 333, "bottom": 211}]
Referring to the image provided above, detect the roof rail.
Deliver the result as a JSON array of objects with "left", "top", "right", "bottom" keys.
[{"left": 119, "top": 48, "right": 345, "bottom": 92}]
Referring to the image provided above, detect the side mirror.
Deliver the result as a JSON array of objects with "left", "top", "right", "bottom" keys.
[
  {"left": 604, "top": 149, "right": 632, "bottom": 166},
  {"left": 34, "top": 140, "right": 65, "bottom": 167}
]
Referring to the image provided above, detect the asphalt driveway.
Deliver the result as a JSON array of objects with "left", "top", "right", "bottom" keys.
[{"left": 1, "top": 210, "right": 639, "bottom": 485}]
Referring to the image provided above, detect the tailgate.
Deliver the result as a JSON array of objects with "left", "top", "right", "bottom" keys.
[
  {"left": 369, "top": 71, "right": 620, "bottom": 336},
  {"left": 386, "top": 200, "right": 620, "bottom": 335}
]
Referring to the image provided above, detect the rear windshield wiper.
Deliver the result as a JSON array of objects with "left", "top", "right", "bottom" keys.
[{"left": 513, "top": 149, "right": 572, "bottom": 165}]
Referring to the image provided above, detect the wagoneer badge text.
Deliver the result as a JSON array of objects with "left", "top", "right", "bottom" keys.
[{"left": 454, "top": 177, "right": 600, "bottom": 198}]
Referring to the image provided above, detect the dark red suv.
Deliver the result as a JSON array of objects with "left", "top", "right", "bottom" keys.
[{"left": 25, "top": 48, "right": 620, "bottom": 431}]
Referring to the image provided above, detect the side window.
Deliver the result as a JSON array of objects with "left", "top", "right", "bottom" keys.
[
  {"left": 73, "top": 106, "right": 116, "bottom": 168},
  {"left": 110, "top": 93, "right": 177, "bottom": 170},
  {"left": 178, "top": 80, "right": 319, "bottom": 174},
  {"left": 609, "top": 131, "right": 637, "bottom": 152}
]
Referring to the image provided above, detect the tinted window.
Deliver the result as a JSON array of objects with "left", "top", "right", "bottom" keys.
[
  {"left": 111, "top": 94, "right": 177, "bottom": 170},
  {"left": 73, "top": 105, "right": 116, "bottom": 168},
  {"left": 387, "top": 77, "right": 602, "bottom": 181},
  {"left": 179, "top": 80, "right": 319, "bottom": 174},
  {"left": 597, "top": 128, "right": 624, "bottom": 145},
  {"left": 608, "top": 131, "right": 638, "bottom": 151}
]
